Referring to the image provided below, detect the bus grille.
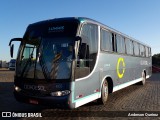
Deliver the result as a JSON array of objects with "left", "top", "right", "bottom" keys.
[{"left": 20, "top": 90, "right": 50, "bottom": 97}]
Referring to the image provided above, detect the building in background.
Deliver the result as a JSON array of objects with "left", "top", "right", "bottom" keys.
[
  {"left": 0, "top": 60, "right": 9, "bottom": 68},
  {"left": 1, "top": 61, "right": 8, "bottom": 68}
]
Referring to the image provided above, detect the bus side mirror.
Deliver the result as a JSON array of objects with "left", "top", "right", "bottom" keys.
[
  {"left": 10, "top": 44, "right": 14, "bottom": 58},
  {"left": 75, "top": 36, "right": 82, "bottom": 42},
  {"left": 9, "top": 38, "right": 22, "bottom": 58}
]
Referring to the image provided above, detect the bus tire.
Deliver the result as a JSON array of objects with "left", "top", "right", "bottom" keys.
[
  {"left": 140, "top": 72, "right": 146, "bottom": 85},
  {"left": 98, "top": 80, "right": 108, "bottom": 105}
]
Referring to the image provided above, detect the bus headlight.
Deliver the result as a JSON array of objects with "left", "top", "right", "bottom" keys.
[
  {"left": 14, "top": 86, "right": 21, "bottom": 92},
  {"left": 50, "top": 90, "right": 70, "bottom": 96}
]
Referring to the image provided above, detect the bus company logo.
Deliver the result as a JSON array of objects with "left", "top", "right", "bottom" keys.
[
  {"left": 24, "top": 85, "right": 46, "bottom": 91},
  {"left": 48, "top": 26, "right": 64, "bottom": 32},
  {"left": 116, "top": 57, "right": 125, "bottom": 79}
]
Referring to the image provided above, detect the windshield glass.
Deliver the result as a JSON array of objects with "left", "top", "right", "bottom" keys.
[{"left": 16, "top": 37, "right": 74, "bottom": 80}]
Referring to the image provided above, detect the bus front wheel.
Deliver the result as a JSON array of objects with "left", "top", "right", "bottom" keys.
[{"left": 98, "top": 80, "right": 109, "bottom": 105}]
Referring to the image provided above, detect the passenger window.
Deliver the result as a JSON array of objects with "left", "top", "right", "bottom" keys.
[
  {"left": 148, "top": 48, "right": 152, "bottom": 57},
  {"left": 116, "top": 35, "right": 125, "bottom": 54},
  {"left": 125, "top": 38, "right": 133, "bottom": 55},
  {"left": 145, "top": 47, "right": 149, "bottom": 57},
  {"left": 140, "top": 44, "right": 145, "bottom": 57},
  {"left": 133, "top": 42, "right": 140, "bottom": 56},
  {"left": 75, "top": 23, "right": 98, "bottom": 79},
  {"left": 81, "top": 24, "right": 98, "bottom": 54},
  {"left": 101, "top": 29, "right": 113, "bottom": 51}
]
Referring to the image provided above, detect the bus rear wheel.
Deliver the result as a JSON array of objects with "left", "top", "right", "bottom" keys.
[
  {"left": 140, "top": 72, "right": 146, "bottom": 85},
  {"left": 98, "top": 80, "right": 108, "bottom": 105}
]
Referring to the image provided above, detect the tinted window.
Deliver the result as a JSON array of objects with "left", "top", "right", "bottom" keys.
[
  {"left": 116, "top": 35, "right": 125, "bottom": 53},
  {"left": 149, "top": 48, "right": 152, "bottom": 57},
  {"left": 125, "top": 38, "right": 133, "bottom": 55},
  {"left": 145, "top": 47, "right": 149, "bottom": 57},
  {"left": 81, "top": 24, "right": 98, "bottom": 54},
  {"left": 133, "top": 42, "right": 139, "bottom": 56},
  {"left": 140, "top": 44, "right": 145, "bottom": 57},
  {"left": 101, "top": 29, "right": 113, "bottom": 51},
  {"left": 75, "top": 23, "right": 98, "bottom": 79}
]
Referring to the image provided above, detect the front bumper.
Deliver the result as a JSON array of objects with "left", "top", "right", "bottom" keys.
[{"left": 14, "top": 90, "right": 75, "bottom": 109}]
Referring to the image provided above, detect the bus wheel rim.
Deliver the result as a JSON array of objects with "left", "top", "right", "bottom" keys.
[{"left": 103, "top": 81, "right": 108, "bottom": 98}]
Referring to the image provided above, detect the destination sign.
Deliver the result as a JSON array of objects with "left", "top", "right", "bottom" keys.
[
  {"left": 48, "top": 26, "right": 64, "bottom": 32},
  {"left": 25, "top": 20, "right": 79, "bottom": 38}
]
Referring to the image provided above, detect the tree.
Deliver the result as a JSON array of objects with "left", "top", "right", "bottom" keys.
[{"left": 152, "top": 53, "right": 160, "bottom": 66}]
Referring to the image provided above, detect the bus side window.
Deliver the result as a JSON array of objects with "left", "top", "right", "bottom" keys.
[
  {"left": 75, "top": 23, "right": 98, "bottom": 79},
  {"left": 140, "top": 44, "right": 145, "bottom": 57},
  {"left": 133, "top": 42, "right": 140, "bottom": 56},
  {"left": 148, "top": 47, "right": 152, "bottom": 57},
  {"left": 145, "top": 47, "right": 149, "bottom": 57},
  {"left": 116, "top": 34, "right": 125, "bottom": 54},
  {"left": 126, "top": 38, "right": 133, "bottom": 55},
  {"left": 101, "top": 29, "right": 113, "bottom": 52}
]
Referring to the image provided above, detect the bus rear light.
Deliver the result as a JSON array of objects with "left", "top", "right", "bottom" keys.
[{"left": 50, "top": 90, "right": 70, "bottom": 97}]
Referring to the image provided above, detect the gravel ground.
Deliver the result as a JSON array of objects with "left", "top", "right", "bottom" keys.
[{"left": 0, "top": 69, "right": 160, "bottom": 120}]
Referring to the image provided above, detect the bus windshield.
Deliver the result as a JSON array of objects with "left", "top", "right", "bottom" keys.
[{"left": 16, "top": 37, "right": 74, "bottom": 80}]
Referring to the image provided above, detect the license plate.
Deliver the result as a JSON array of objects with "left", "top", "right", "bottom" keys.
[{"left": 29, "top": 99, "right": 39, "bottom": 104}]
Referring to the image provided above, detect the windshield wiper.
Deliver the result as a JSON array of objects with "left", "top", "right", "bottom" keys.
[
  {"left": 38, "top": 43, "right": 51, "bottom": 81},
  {"left": 39, "top": 54, "right": 50, "bottom": 81}
]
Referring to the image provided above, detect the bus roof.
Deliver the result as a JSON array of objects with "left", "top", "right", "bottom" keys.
[
  {"left": 77, "top": 17, "right": 151, "bottom": 48},
  {"left": 29, "top": 17, "right": 151, "bottom": 48}
]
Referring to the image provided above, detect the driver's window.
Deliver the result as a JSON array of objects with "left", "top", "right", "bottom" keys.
[
  {"left": 75, "top": 23, "right": 98, "bottom": 79},
  {"left": 17, "top": 44, "right": 37, "bottom": 78},
  {"left": 22, "top": 44, "right": 36, "bottom": 60}
]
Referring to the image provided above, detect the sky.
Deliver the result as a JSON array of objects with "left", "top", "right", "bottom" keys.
[{"left": 0, "top": 0, "right": 160, "bottom": 61}]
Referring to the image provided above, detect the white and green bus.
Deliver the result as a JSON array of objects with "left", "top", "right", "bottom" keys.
[{"left": 9, "top": 17, "right": 152, "bottom": 109}]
